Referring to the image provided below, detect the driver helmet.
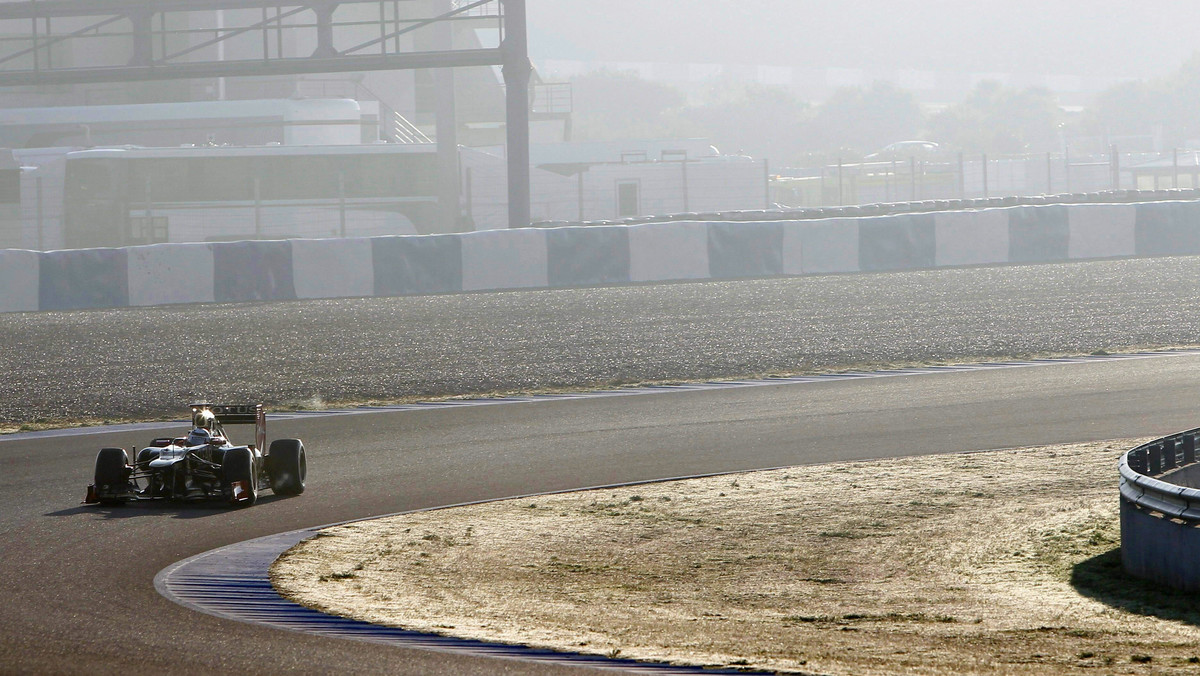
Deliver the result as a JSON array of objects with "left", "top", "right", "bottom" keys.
[
  {"left": 186, "top": 427, "right": 212, "bottom": 447},
  {"left": 192, "top": 409, "right": 216, "bottom": 430}
]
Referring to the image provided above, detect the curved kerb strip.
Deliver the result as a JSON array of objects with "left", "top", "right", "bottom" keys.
[
  {"left": 156, "top": 482, "right": 785, "bottom": 676},
  {"left": 150, "top": 349, "right": 1200, "bottom": 673}
]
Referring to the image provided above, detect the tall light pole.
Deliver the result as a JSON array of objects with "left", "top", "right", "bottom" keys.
[
  {"left": 502, "top": 0, "right": 531, "bottom": 228},
  {"left": 433, "top": 0, "right": 460, "bottom": 231}
]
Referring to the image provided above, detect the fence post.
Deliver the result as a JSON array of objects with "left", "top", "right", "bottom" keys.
[
  {"left": 253, "top": 177, "right": 261, "bottom": 239},
  {"left": 338, "top": 170, "right": 346, "bottom": 238},
  {"left": 837, "top": 157, "right": 844, "bottom": 207},
  {"left": 681, "top": 158, "right": 689, "bottom": 212},
  {"left": 35, "top": 175, "right": 43, "bottom": 251},
  {"left": 1149, "top": 444, "right": 1162, "bottom": 475},
  {"left": 1185, "top": 434, "right": 1196, "bottom": 466},
  {"left": 957, "top": 152, "right": 965, "bottom": 198},
  {"left": 762, "top": 158, "right": 770, "bottom": 209},
  {"left": 577, "top": 170, "right": 584, "bottom": 221},
  {"left": 982, "top": 153, "right": 989, "bottom": 199},
  {"left": 1047, "top": 152, "right": 1053, "bottom": 194},
  {"left": 143, "top": 178, "right": 153, "bottom": 245},
  {"left": 1111, "top": 145, "right": 1120, "bottom": 190},
  {"left": 891, "top": 158, "right": 898, "bottom": 202},
  {"left": 1064, "top": 147, "right": 1071, "bottom": 193},
  {"left": 909, "top": 156, "right": 916, "bottom": 201},
  {"left": 464, "top": 166, "right": 474, "bottom": 226},
  {"left": 1164, "top": 438, "right": 1178, "bottom": 471}
]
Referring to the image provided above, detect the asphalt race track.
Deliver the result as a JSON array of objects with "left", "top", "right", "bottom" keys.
[{"left": 4, "top": 352, "right": 1200, "bottom": 674}]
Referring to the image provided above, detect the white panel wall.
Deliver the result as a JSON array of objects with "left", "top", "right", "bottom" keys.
[
  {"left": 460, "top": 227, "right": 549, "bottom": 291},
  {"left": 934, "top": 209, "right": 1010, "bottom": 266},
  {"left": 126, "top": 242, "right": 215, "bottom": 307},
  {"left": 16, "top": 150, "right": 68, "bottom": 251},
  {"left": 1068, "top": 203, "right": 1137, "bottom": 260},
  {"left": 0, "top": 249, "right": 39, "bottom": 312},
  {"left": 584, "top": 164, "right": 688, "bottom": 221},
  {"left": 686, "top": 161, "right": 768, "bottom": 214},
  {"left": 291, "top": 237, "right": 375, "bottom": 300},
  {"left": 522, "top": 160, "right": 768, "bottom": 226},
  {"left": 461, "top": 148, "right": 511, "bottom": 231},
  {"left": 780, "top": 221, "right": 806, "bottom": 275},
  {"left": 6, "top": 200, "right": 1199, "bottom": 314},
  {"left": 629, "top": 221, "right": 709, "bottom": 282},
  {"left": 800, "top": 218, "right": 859, "bottom": 274}
]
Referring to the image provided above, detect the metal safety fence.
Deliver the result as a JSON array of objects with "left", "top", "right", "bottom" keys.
[
  {"left": 1119, "top": 429, "right": 1200, "bottom": 592},
  {"left": 774, "top": 149, "right": 1200, "bottom": 208}
]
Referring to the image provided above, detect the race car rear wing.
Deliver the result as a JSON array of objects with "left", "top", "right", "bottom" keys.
[{"left": 190, "top": 403, "right": 266, "bottom": 451}]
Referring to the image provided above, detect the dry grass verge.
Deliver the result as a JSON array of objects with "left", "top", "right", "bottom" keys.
[{"left": 272, "top": 440, "right": 1200, "bottom": 674}]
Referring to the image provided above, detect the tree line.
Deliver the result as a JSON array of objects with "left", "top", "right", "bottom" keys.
[{"left": 566, "top": 54, "right": 1200, "bottom": 167}]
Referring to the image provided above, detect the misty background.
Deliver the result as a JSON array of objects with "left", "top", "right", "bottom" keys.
[
  {"left": 527, "top": 0, "right": 1200, "bottom": 163},
  {"left": 1, "top": 0, "right": 1197, "bottom": 249}
]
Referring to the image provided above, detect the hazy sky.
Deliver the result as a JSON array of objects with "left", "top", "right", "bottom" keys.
[{"left": 527, "top": 0, "right": 1200, "bottom": 79}]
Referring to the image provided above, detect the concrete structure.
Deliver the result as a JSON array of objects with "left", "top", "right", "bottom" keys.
[
  {"left": 0, "top": 141, "right": 770, "bottom": 249},
  {"left": 0, "top": 0, "right": 535, "bottom": 229},
  {"left": 0, "top": 2, "right": 781, "bottom": 239}
]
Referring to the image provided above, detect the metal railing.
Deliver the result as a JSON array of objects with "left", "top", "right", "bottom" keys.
[
  {"left": 392, "top": 111, "right": 433, "bottom": 144},
  {"left": 535, "top": 187, "right": 1200, "bottom": 228},
  {"left": 0, "top": 0, "right": 506, "bottom": 85},
  {"left": 1118, "top": 427, "right": 1200, "bottom": 592},
  {"left": 532, "top": 82, "right": 572, "bottom": 115},
  {"left": 1120, "top": 429, "right": 1200, "bottom": 521},
  {"left": 778, "top": 149, "right": 1200, "bottom": 209},
  {"left": 452, "top": 0, "right": 502, "bottom": 16}
]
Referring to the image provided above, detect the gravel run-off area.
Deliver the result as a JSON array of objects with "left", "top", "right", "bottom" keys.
[
  {"left": 273, "top": 438, "right": 1200, "bottom": 675},
  {"left": 5, "top": 256, "right": 1200, "bottom": 429}
]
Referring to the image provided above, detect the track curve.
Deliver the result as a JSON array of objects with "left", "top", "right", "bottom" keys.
[{"left": 4, "top": 352, "right": 1200, "bottom": 674}]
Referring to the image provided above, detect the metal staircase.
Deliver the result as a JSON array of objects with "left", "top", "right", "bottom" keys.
[{"left": 392, "top": 110, "right": 433, "bottom": 144}]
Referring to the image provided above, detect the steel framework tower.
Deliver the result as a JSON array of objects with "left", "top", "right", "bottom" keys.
[{"left": 0, "top": 0, "right": 532, "bottom": 228}]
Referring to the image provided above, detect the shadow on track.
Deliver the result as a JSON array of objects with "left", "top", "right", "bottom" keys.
[
  {"left": 45, "top": 494, "right": 288, "bottom": 520},
  {"left": 1070, "top": 548, "right": 1200, "bottom": 625}
]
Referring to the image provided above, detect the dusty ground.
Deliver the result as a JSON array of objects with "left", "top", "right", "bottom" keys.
[
  {"left": 273, "top": 439, "right": 1200, "bottom": 675},
  {"left": 8, "top": 255, "right": 1200, "bottom": 428}
]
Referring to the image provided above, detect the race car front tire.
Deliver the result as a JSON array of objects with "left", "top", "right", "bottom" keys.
[
  {"left": 267, "top": 439, "right": 306, "bottom": 496},
  {"left": 222, "top": 447, "right": 257, "bottom": 507},
  {"left": 94, "top": 447, "right": 130, "bottom": 505}
]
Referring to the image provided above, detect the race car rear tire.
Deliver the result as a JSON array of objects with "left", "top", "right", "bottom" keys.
[
  {"left": 222, "top": 447, "right": 257, "bottom": 507},
  {"left": 267, "top": 439, "right": 306, "bottom": 496},
  {"left": 94, "top": 447, "right": 130, "bottom": 505}
]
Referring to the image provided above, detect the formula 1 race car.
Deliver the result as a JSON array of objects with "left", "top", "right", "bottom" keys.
[{"left": 84, "top": 403, "right": 306, "bottom": 507}]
